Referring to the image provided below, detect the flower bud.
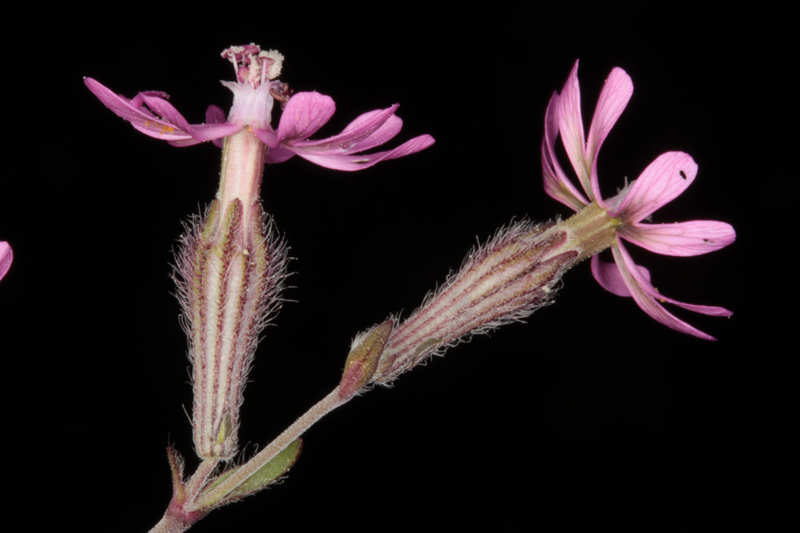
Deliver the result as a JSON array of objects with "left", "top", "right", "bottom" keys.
[
  {"left": 176, "top": 195, "right": 286, "bottom": 460},
  {"left": 339, "top": 321, "right": 393, "bottom": 400}
]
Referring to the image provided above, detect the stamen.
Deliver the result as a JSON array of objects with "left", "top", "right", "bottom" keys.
[{"left": 221, "top": 45, "right": 284, "bottom": 87}]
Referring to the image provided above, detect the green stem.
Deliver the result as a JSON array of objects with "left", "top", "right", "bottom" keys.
[{"left": 192, "top": 387, "right": 349, "bottom": 510}]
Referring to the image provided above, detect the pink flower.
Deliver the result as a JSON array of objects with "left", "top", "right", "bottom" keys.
[
  {"left": 85, "top": 45, "right": 433, "bottom": 171},
  {"left": 542, "top": 61, "right": 735, "bottom": 340},
  {"left": 0, "top": 242, "right": 11, "bottom": 281}
]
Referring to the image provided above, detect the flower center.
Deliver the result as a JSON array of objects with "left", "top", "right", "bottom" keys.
[
  {"left": 220, "top": 45, "right": 293, "bottom": 133},
  {"left": 222, "top": 44, "right": 284, "bottom": 88}
]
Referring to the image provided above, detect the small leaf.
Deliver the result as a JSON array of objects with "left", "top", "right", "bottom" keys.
[
  {"left": 201, "top": 439, "right": 302, "bottom": 508},
  {"left": 167, "top": 446, "right": 186, "bottom": 504},
  {"left": 232, "top": 439, "right": 301, "bottom": 496}
]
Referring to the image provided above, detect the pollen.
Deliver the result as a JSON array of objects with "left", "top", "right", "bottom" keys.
[
  {"left": 143, "top": 120, "right": 175, "bottom": 135},
  {"left": 259, "top": 49, "right": 285, "bottom": 80}
]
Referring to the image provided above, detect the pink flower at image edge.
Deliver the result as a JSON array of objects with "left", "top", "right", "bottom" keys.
[
  {"left": 542, "top": 61, "right": 735, "bottom": 340},
  {"left": 0, "top": 242, "right": 12, "bottom": 281}
]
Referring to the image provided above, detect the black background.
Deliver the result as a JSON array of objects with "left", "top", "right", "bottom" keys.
[{"left": 1, "top": 6, "right": 794, "bottom": 531}]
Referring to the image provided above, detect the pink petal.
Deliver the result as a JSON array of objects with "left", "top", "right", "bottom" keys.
[
  {"left": 166, "top": 122, "right": 244, "bottom": 147},
  {"left": 557, "top": 61, "right": 592, "bottom": 197},
  {"left": 264, "top": 145, "right": 296, "bottom": 165},
  {"left": 206, "top": 105, "right": 228, "bottom": 148},
  {"left": 542, "top": 93, "right": 590, "bottom": 211},
  {"left": 252, "top": 127, "right": 279, "bottom": 148},
  {"left": 182, "top": 122, "right": 243, "bottom": 142},
  {"left": 613, "top": 151, "right": 698, "bottom": 223},
  {"left": 85, "top": 78, "right": 195, "bottom": 142},
  {"left": 167, "top": 106, "right": 243, "bottom": 147},
  {"left": 586, "top": 67, "right": 633, "bottom": 206},
  {"left": 290, "top": 105, "right": 400, "bottom": 153},
  {"left": 612, "top": 240, "right": 731, "bottom": 340},
  {"left": 342, "top": 111, "right": 403, "bottom": 152},
  {"left": 0, "top": 242, "right": 11, "bottom": 281},
  {"left": 139, "top": 93, "right": 194, "bottom": 134},
  {"left": 206, "top": 105, "right": 227, "bottom": 125},
  {"left": 275, "top": 92, "right": 335, "bottom": 143},
  {"left": 591, "top": 254, "right": 650, "bottom": 297},
  {"left": 615, "top": 241, "right": 732, "bottom": 316},
  {"left": 619, "top": 220, "right": 736, "bottom": 257},
  {"left": 127, "top": 122, "right": 194, "bottom": 142},
  {"left": 296, "top": 134, "right": 435, "bottom": 171}
]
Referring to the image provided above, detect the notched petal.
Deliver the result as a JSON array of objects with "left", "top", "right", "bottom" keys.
[
  {"left": 613, "top": 151, "right": 698, "bottom": 223},
  {"left": 619, "top": 221, "right": 736, "bottom": 257}
]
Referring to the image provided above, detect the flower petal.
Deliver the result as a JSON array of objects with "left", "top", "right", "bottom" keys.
[
  {"left": 275, "top": 92, "right": 335, "bottom": 143},
  {"left": 611, "top": 240, "right": 731, "bottom": 340},
  {"left": 619, "top": 220, "right": 736, "bottom": 257},
  {"left": 615, "top": 241, "right": 732, "bottom": 316},
  {"left": 138, "top": 93, "right": 195, "bottom": 134},
  {"left": 612, "top": 151, "right": 698, "bottom": 223},
  {"left": 85, "top": 78, "right": 234, "bottom": 145},
  {"left": 264, "top": 145, "right": 296, "bottom": 165},
  {"left": 252, "top": 127, "right": 280, "bottom": 148},
  {"left": 206, "top": 105, "right": 228, "bottom": 148},
  {"left": 590, "top": 254, "right": 650, "bottom": 297},
  {"left": 85, "top": 78, "right": 195, "bottom": 142},
  {"left": 294, "top": 134, "right": 435, "bottom": 171},
  {"left": 542, "top": 93, "right": 590, "bottom": 211},
  {"left": 0, "top": 241, "right": 12, "bottom": 281},
  {"left": 206, "top": 105, "right": 227, "bottom": 125},
  {"left": 557, "top": 61, "right": 592, "bottom": 198},
  {"left": 586, "top": 67, "right": 633, "bottom": 206},
  {"left": 341, "top": 110, "right": 403, "bottom": 152},
  {"left": 289, "top": 105, "right": 400, "bottom": 153},
  {"left": 168, "top": 122, "right": 244, "bottom": 147}
]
